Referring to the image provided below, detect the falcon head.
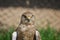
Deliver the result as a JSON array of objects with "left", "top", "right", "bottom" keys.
[{"left": 21, "top": 11, "right": 35, "bottom": 25}]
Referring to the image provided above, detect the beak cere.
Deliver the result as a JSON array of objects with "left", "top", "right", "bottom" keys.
[{"left": 28, "top": 16, "right": 31, "bottom": 19}]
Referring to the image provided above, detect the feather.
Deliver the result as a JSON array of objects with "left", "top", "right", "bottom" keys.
[
  {"left": 12, "top": 31, "right": 17, "bottom": 40},
  {"left": 36, "top": 31, "right": 41, "bottom": 40}
]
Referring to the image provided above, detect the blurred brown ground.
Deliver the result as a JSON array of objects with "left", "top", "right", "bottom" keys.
[{"left": 0, "top": 7, "right": 60, "bottom": 30}]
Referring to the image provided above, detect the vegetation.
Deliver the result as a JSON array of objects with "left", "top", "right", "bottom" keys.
[
  {"left": 38, "top": 25, "right": 60, "bottom": 40},
  {"left": 0, "top": 26, "right": 60, "bottom": 40},
  {"left": 0, "top": 27, "right": 14, "bottom": 40}
]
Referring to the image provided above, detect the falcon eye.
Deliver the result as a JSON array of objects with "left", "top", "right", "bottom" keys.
[
  {"left": 31, "top": 15, "right": 34, "bottom": 18},
  {"left": 22, "top": 15, "right": 27, "bottom": 18}
]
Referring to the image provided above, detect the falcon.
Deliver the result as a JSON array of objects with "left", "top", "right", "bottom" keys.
[{"left": 12, "top": 11, "right": 41, "bottom": 40}]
